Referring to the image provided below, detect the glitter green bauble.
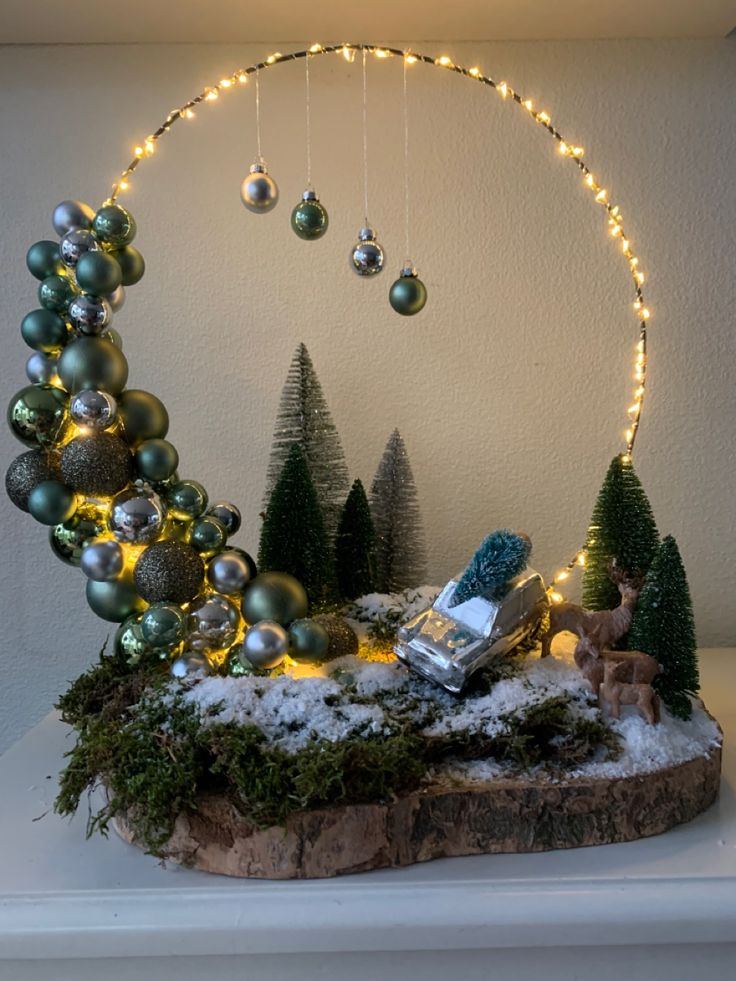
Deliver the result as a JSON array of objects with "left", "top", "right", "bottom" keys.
[{"left": 290, "top": 197, "right": 329, "bottom": 240}]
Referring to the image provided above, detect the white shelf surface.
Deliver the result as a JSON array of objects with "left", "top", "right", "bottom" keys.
[{"left": 0, "top": 649, "right": 734, "bottom": 963}]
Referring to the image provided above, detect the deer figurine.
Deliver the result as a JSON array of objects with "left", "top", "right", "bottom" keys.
[
  {"left": 598, "top": 658, "right": 661, "bottom": 725},
  {"left": 540, "top": 562, "right": 642, "bottom": 658},
  {"left": 573, "top": 629, "right": 660, "bottom": 695}
]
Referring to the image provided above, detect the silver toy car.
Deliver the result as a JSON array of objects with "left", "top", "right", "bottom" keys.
[{"left": 394, "top": 570, "right": 548, "bottom": 693}]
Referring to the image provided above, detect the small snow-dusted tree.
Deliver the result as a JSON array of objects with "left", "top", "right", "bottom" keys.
[
  {"left": 335, "top": 479, "right": 376, "bottom": 601},
  {"left": 263, "top": 343, "right": 350, "bottom": 540},
  {"left": 370, "top": 429, "right": 427, "bottom": 593},
  {"left": 450, "top": 530, "right": 532, "bottom": 606}
]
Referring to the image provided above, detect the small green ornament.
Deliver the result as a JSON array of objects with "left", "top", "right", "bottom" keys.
[
  {"left": 49, "top": 514, "right": 101, "bottom": 565},
  {"left": 241, "top": 571, "right": 308, "bottom": 627},
  {"left": 86, "top": 577, "right": 145, "bottom": 622},
  {"left": 135, "top": 438, "right": 179, "bottom": 482},
  {"left": 114, "top": 616, "right": 153, "bottom": 665},
  {"left": 117, "top": 389, "right": 169, "bottom": 444},
  {"left": 57, "top": 337, "right": 129, "bottom": 395},
  {"left": 290, "top": 191, "right": 329, "bottom": 240},
  {"left": 288, "top": 618, "right": 330, "bottom": 663},
  {"left": 38, "top": 274, "right": 76, "bottom": 314},
  {"left": 7, "top": 384, "right": 68, "bottom": 446},
  {"left": 188, "top": 515, "right": 227, "bottom": 555},
  {"left": 21, "top": 309, "right": 68, "bottom": 353},
  {"left": 28, "top": 479, "right": 76, "bottom": 525},
  {"left": 140, "top": 601, "right": 187, "bottom": 649},
  {"left": 93, "top": 204, "right": 137, "bottom": 247},
  {"left": 26, "top": 241, "right": 61, "bottom": 280},
  {"left": 111, "top": 246, "right": 145, "bottom": 286},
  {"left": 75, "top": 252, "right": 123, "bottom": 295},
  {"left": 167, "top": 479, "right": 208, "bottom": 520},
  {"left": 224, "top": 642, "right": 259, "bottom": 677},
  {"left": 388, "top": 266, "right": 428, "bottom": 316}
]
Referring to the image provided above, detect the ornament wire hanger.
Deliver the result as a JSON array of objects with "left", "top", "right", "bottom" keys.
[
  {"left": 290, "top": 48, "right": 329, "bottom": 239},
  {"left": 239, "top": 66, "right": 279, "bottom": 213},
  {"left": 350, "top": 48, "right": 384, "bottom": 276}
]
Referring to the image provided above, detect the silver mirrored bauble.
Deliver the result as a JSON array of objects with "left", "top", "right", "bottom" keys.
[
  {"left": 106, "top": 286, "right": 126, "bottom": 312},
  {"left": 69, "top": 389, "right": 117, "bottom": 431},
  {"left": 52, "top": 200, "right": 95, "bottom": 236},
  {"left": 350, "top": 227, "right": 385, "bottom": 276},
  {"left": 188, "top": 594, "right": 240, "bottom": 652},
  {"left": 59, "top": 228, "right": 99, "bottom": 268},
  {"left": 68, "top": 294, "right": 112, "bottom": 335},
  {"left": 240, "top": 161, "right": 279, "bottom": 213},
  {"left": 108, "top": 487, "right": 165, "bottom": 544},
  {"left": 207, "top": 549, "right": 252, "bottom": 594},
  {"left": 242, "top": 620, "right": 289, "bottom": 669},
  {"left": 170, "top": 651, "right": 211, "bottom": 679},
  {"left": 206, "top": 500, "right": 241, "bottom": 536},
  {"left": 80, "top": 539, "right": 124, "bottom": 581},
  {"left": 26, "top": 352, "right": 59, "bottom": 385}
]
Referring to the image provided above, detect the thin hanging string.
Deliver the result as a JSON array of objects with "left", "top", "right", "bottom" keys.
[
  {"left": 305, "top": 52, "right": 312, "bottom": 188},
  {"left": 362, "top": 47, "right": 369, "bottom": 226},
  {"left": 255, "top": 68, "right": 262, "bottom": 162},
  {"left": 403, "top": 54, "right": 411, "bottom": 264}
]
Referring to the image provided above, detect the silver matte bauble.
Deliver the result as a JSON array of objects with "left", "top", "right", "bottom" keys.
[
  {"left": 240, "top": 161, "right": 279, "bottom": 213},
  {"left": 69, "top": 389, "right": 117, "bottom": 431},
  {"left": 170, "top": 651, "right": 211, "bottom": 679},
  {"left": 207, "top": 549, "right": 253, "bottom": 594},
  {"left": 80, "top": 539, "right": 124, "bottom": 581},
  {"left": 68, "top": 294, "right": 112, "bottom": 335},
  {"left": 59, "top": 228, "right": 99, "bottom": 268},
  {"left": 108, "top": 487, "right": 165, "bottom": 544},
  {"left": 350, "top": 226, "right": 385, "bottom": 276},
  {"left": 188, "top": 593, "right": 240, "bottom": 652},
  {"left": 106, "top": 286, "right": 126, "bottom": 312},
  {"left": 242, "top": 619, "right": 289, "bottom": 669},
  {"left": 206, "top": 500, "right": 241, "bottom": 536},
  {"left": 52, "top": 200, "right": 95, "bottom": 236},
  {"left": 26, "top": 352, "right": 59, "bottom": 385}
]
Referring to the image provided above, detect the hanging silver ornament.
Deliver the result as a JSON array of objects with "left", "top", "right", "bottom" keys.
[
  {"left": 350, "top": 227, "right": 384, "bottom": 276},
  {"left": 69, "top": 389, "right": 117, "bottom": 431},
  {"left": 26, "top": 352, "right": 59, "bottom": 385},
  {"left": 108, "top": 486, "right": 165, "bottom": 544},
  {"left": 207, "top": 549, "right": 253, "bottom": 594},
  {"left": 68, "top": 294, "right": 112, "bottom": 336},
  {"left": 240, "top": 160, "right": 279, "bottom": 213},
  {"left": 188, "top": 593, "right": 240, "bottom": 652},
  {"left": 242, "top": 619, "right": 289, "bottom": 669},
  {"left": 59, "top": 228, "right": 99, "bottom": 269},
  {"left": 170, "top": 651, "right": 211, "bottom": 679},
  {"left": 52, "top": 200, "right": 95, "bottom": 236},
  {"left": 388, "top": 263, "right": 428, "bottom": 316},
  {"left": 106, "top": 285, "right": 126, "bottom": 312}
]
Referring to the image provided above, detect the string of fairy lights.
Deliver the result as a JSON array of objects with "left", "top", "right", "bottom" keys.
[{"left": 112, "top": 42, "right": 651, "bottom": 604}]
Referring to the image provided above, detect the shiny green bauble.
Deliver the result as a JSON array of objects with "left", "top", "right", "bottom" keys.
[
  {"left": 27, "top": 479, "right": 77, "bottom": 525},
  {"left": 26, "top": 241, "right": 61, "bottom": 280},
  {"left": 21, "top": 309, "right": 68, "bottom": 354},
  {"left": 49, "top": 513, "right": 102, "bottom": 565},
  {"left": 140, "top": 602, "right": 187, "bottom": 649},
  {"left": 57, "top": 337, "right": 128, "bottom": 395},
  {"left": 117, "top": 389, "right": 168, "bottom": 445},
  {"left": 38, "top": 274, "right": 76, "bottom": 314},
  {"left": 288, "top": 618, "right": 330, "bottom": 663},
  {"left": 92, "top": 204, "right": 137, "bottom": 247},
  {"left": 75, "top": 251, "right": 122, "bottom": 295},
  {"left": 188, "top": 515, "right": 227, "bottom": 555},
  {"left": 224, "top": 642, "right": 259, "bottom": 677},
  {"left": 114, "top": 616, "right": 153, "bottom": 665},
  {"left": 135, "top": 438, "right": 178, "bottom": 482},
  {"left": 290, "top": 197, "right": 329, "bottom": 240},
  {"left": 111, "top": 246, "right": 145, "bottom": 286},
  {"left": 7, "top": 384, "right": 68, "bottom": 446},
  {"left": 167, "top": 479, "right": 208, "bottom": 520},
  {"left": 86, "top": 577, "right": 145, "bottom": 622},
  {"left": 389, "top": 271, "right": 428, "bottom": 316},
  {"left": 241, "top": 572, "right": 308, "bottom": 627}
]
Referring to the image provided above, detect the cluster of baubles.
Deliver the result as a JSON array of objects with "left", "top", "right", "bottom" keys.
[
  {"left": 7, "top": 199, "right": 357, "bottom": 680},
  {"left": 238, "top": 158, "right": 427, "bottom": 316}
]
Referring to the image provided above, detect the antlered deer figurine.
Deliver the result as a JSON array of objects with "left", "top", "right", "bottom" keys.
[{"left": 598, "top": 658, "right": 661, "bottom": 725}]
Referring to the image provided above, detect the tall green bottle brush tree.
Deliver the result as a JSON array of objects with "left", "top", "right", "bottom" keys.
[{"left": 335, "top": 479, "right": 377, "bottom": 601}]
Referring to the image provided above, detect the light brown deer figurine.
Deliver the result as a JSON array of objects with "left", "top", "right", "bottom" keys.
[
  {"left": 598, "top": 658, "right": 661, "bottom": 725},
  {"left": 573, "top": 629, "right": 660, "bottom": 695},
  {"left": 540, "top": 562, "right": 642, "bottom": 658}
]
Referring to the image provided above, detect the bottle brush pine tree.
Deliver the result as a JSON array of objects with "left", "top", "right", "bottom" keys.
[
  {"left": 369, "top": 429, "right": 427, "bottom": 593},
  {"left": 258, "top": 443, "right": 335, "bottom": 605},
  {"left": 263, "top": 343, "right": 350, "bottom": 540},
  {"left": 628, "top": 535, "right": 699, "bottom": 720},
  {"left": 335, "top": 479, "right": 376, "bottom": 601},
  {"left": 450, "top": 530, "right": 532, "bottom": 606},
  {"left": 582, "top": 454, "right": 659, "bottom": 611}
]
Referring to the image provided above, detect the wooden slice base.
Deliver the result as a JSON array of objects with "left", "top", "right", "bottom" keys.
[{"left": 113, "top": 730, "right": 722, "bottom": 879}]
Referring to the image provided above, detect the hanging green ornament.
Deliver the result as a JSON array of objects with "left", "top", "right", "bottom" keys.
[
  {"left": 389, "top": 265, "right": 427, "bottom": 316},
  {"left": 38, "top": 274, "right": 76, "bottom": 314},
  {"left": 92, "top": 204, "right": 137, "bottom": 247},
  {"left": 28, "top": 479, "right": 77, "bottom": 525},
  {"left": 291, "top": 190, "right": 328, "bottom": 240}
]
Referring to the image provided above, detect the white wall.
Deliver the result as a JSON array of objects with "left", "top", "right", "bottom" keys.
[{"left": 1, "top": 40, "right": 734, "bottom": 752}]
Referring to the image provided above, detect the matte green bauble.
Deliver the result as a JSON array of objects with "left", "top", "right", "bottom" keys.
[
  {"left": 388, "top": 269, "right": 428, "bottom": 316},
  {"left": 111, "top": 246, "right": 145, "bottom": 286},
  {"left": 49, "top": 514, "right": 101, "bottom": 565},
  {"left": 26, "top": 241, "right": 61, "bottom": 280},
  {"left": 135, "top": 438, "right": 178, "bottom": 482},
  {"left": 188, "top": 515, "right": 227, "bottom": 555},
  {"left": 75, "top": 251, "right": 123, "bottom": 295},
  {"left": 38, "top": 274, "right": 76, "bottom": 314},
  {"left": 114, "top": 616, "right": 153, "bottom": 665},
  {"left": 167, "top": 479, "right": 208, "bottom": 520},
  {"left": 241, "top": 572, "right": 308, "bottom": 627},
  {"left": 86, "top": 577, "right": 145, "bottom": 622},
  {"left": 92, "top": 204, "right": 137, "bottom": 247},
  {"left": 21, "top": 309, "right": 68, "bottom": 354},
  {"left": 291, "top": 194, "right": 329, "bottom": 240},
  {"left": 140, "top": 602, "right": 187, "bottom": 649},
  {"left": 288, "top": 618, "right": 330, "bottom": 663},
  {"left": 60, "top": 432, "right": 133, "bottom": 495},
  {"left": 7, "top": 384, "right": 68, "bottom": 446},
  {"left": 5, "top": 449, "right": 57, "bottom": 511},
  {"left": 27, "top": 479, "right": 77, "bottom": 525},
  {"left": 117, "top": 389, "right": 169, "bottom": 445},
  {"left": 57, "top": 337, "right": 129, "bottom": 395}
]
